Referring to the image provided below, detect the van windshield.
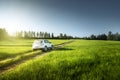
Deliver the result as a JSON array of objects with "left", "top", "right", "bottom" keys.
[{"left": 44, "top": 40, "right": 49, "bottom": 43}]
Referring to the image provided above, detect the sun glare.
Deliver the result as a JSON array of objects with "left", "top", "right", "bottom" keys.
[
  {"left": 5, "top": 26, "right": 18, "bottom": 36},
  {"left": 0, "top": 10, "right": 26, "bottom": 36},
  {"left": 0, "top": 18, "right": 22, "bottom": 36}
]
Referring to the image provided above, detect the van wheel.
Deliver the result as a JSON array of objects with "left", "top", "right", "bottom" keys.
[
  {"left": 43, "top": 46, "right": 48, "bottom": 52},
  {"left": 51, "top": 45, "right": 54, "bottom": 50},
  {"left": 33, "top": 49, "right": 36, "bottom": 51}
]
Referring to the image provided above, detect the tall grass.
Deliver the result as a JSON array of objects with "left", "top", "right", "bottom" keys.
[
  {"left": 0, "top": 39, "right": 69, "bottom": 60},
  {"left": 0, "top": 40, "right": 120, "bottom": 80},
  {"left": 0, "top": 39, "right": 70, "bottom": 69}
]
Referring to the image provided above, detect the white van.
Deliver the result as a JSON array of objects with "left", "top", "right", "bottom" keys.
[{"left": 32, "top": 39, "right": 53, "bottom": 51}]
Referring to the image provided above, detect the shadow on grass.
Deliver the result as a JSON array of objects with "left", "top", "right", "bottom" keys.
[{"left": 55, "top": 47, "right": 74, "bottom": 51}]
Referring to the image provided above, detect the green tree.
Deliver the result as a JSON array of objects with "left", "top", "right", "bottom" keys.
[
  {"left": 107, "top": 31, "right": 113, "bottom": 40},
  {"left": 90, "top": 34, "right": 96, "bottom": 40},
  {"left": 37, "top": 32, "right": 39, "bottom": 38},
  {"left": 59, "top": 33, "right": 63, "bottom": 39},
  {"left": 16, "top": 31, "right": 23, "bottom": 38},
  {"left": 63, "top": 34, "right": 67, "bottom": 39},
  {"left": 115, "top": 32, "right": 119, "bottom": 41},
  {"left": 0, "top": 28, "right": 9, "bottom": 40},
  {"left": 51, "top": 33, "right": 54, "bottom": 38}
]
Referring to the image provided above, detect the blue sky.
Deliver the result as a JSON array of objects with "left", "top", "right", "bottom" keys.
[{"left": 0, "top": 0, "right": 120, "bottom": 37}]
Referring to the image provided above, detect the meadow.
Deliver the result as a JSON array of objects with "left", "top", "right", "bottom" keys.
[
  {"left": 0, "top": 39, "right": 69, "bottom": 69},
  {"left": 0, "top": 39, "right": 69, "bottom": 60},
  {"left": 0, "top": 40, "right": 120, "bottom": 80}
]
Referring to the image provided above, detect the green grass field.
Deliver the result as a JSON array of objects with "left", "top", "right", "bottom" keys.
[
  {"left": 0, "top": 39, "right": 69, "bottom": 70},
  {"left": 0, "top": 39, "right": 69, "bottom": 60},
  {"left": 0, "top": 40, "right": 120, "bottom": 80}
]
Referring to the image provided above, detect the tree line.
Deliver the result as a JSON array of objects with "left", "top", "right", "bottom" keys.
[
  {"left": 15, "top": 31, "right": 73, "bottom": 39},
  {"left": 0, "top": 28, "right": 73, "bottom": 40},
  {"left": 0, "top": 28, "right": 120, "bottom": 41},
  {"left": 83, "top": 31, "right": 120, "bottom": 41}
]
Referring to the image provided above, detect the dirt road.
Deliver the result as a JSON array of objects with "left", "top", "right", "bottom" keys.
[{"left": 0, "top": 40, "right": 74, "bottom": 74}]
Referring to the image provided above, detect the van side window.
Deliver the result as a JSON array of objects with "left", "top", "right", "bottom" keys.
[
  {"left": 44, "top": 40, "right": 48, "bottom": 43},
  {"left": 41, "top": 41, "right": 43, "bottom": 43}
]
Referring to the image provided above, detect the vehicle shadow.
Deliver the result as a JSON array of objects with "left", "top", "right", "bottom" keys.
[{"left": 55, "top": 47, "right": 74, "bottom": 51}]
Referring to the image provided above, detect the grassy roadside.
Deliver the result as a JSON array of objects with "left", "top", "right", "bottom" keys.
[
  {"left": 0, "top": 39, "right": 71, "bottom": 73},
  {"left": 0, "top": 40, "right": 120, "bottom": 80},
  {"left": 0, "top": 50, "right": 41, "bottom": 70},
  {"left": 0, "top": 39, "right": 69, "bottom": 60}
]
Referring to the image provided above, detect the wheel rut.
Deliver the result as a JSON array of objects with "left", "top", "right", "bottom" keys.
[{"left": 0, "top": 40, "right": 74, "bottom": 74}]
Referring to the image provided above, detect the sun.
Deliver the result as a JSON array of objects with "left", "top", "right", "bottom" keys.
[
  {"left": 0, "top": 19, "right": 21, "bottom": 36},
  {"left": 0, "top": 11, "right": 25, "bottom": 36},
  {"left": 5, "top": 26, "right": 18, "bottom": 36}
]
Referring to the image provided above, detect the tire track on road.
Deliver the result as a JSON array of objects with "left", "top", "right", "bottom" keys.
[{"left": 0, "top": 40, "right": 74, "bottom": 74}]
